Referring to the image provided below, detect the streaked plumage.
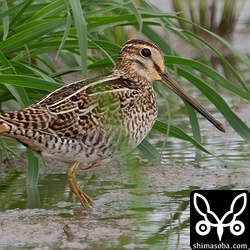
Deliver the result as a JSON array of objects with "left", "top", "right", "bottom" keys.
[{"left": 0, "top": 39, "right": 225, "bottom": 208}]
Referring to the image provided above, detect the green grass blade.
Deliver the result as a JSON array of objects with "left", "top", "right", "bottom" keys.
[
  {"left": 138, "top": 139, "right": 161, "bottom": 162},
  {"left": 0, "top": 19, "right": 67, "bottom": 54},
  {"left": 57, "top": 5, "right": 72, "bottom": 57},
  {"left": 125, "top": 0, "right": 143, "bottom": 33},
  {"left": 163, "top": 15, "right": 250, "bottom": 92},
  {"left": 153, "top": 120, "right": 211, "bottom": 155},
  {"left": 27, "top": 149, "right": 39, "bottom": 187},
  {"left": 181, "top": 29, "right": 250, "bottom": 93},
  {"left": 8, "top": 0, "right": 34, "bottom": 30},
  {"left": 69, "top": 0, "right": 88, "bottom": 78},
  {"left": 0, "top": 136, "right": 9, "bottom": 159},
  {"left": 2, "top": 0, "right": 10, "bottom": 41},
  {"left": 185, "top": 103, "right": 202, "bottom": 164},
  {"left": 0, "top": 51, "right": 29, "bottom": 108},
  {"left": 0, "top": 75, "right": 60, "bottom": 91},
  {"left": 0, "top": 1, "right": 28, "bottom": 20},
  {"left": 29, "top": 0, "right": 65, "bottom": 21},
  {"left": 177, "top": 67, "right": 250, "bottom": 143},
  {"left": 165, "top": 56, "right": 250, "bottom": 101},
  {"left": 185, "top": 103, "right": 201, "bottom": 143}
]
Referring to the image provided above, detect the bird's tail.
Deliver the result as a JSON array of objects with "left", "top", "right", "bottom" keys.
[
  {"left": 0, "top": 108, "right": 49, "bottom": 138},
  {"left": 0, "top": 123, "right": 8, "bottom": 133},
  {"left": 0, "top": 114, "right": 10, "bottom": 134}
]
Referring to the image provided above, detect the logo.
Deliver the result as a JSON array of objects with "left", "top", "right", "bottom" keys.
[{"left": 190, "top": 190, "right": 250, "bottom": 250}]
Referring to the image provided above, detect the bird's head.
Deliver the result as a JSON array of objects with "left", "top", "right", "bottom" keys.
[{"left": 114, "top": 39, "right": 225, "bottom": 133}]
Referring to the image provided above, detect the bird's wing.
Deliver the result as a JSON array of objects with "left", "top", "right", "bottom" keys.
[{"left": 0, "top": 75, "right": 138, "bottom": 139}]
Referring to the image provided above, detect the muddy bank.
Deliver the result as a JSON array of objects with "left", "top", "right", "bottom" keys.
[{"left": 0, "top": 163, "right": 249, "bottom": 249}]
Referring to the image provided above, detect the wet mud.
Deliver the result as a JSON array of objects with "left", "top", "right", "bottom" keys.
[{"left": 0, "top": 160, "right": 249, "bottom": 249}]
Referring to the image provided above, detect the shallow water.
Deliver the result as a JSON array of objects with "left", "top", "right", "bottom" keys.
[{"left": 1, "top": 161, "right": 249, "bottom": 249}]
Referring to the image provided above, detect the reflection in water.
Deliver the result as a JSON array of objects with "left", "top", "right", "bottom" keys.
[{"left": 0, "top": 162, "right": 248, "bottom": 249}]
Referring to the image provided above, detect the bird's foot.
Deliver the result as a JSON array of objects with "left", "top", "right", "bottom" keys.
[{"left": 67, "top": 161, "right": 95, "bottom": 209}]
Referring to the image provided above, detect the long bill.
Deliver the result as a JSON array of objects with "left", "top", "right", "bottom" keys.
[{"left": 160, "top": 71, "right": 226, "bottom": 133}]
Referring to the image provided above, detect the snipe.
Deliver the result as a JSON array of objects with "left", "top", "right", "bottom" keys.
[{"left": 0, "top": 39, "right": 225, "bottom": 208}]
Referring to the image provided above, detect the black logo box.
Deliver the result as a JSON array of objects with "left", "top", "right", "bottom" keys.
[{"left": 190, "top": 190, "right": 250, "bottom": 249}]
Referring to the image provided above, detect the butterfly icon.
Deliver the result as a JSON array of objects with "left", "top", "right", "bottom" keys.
[{"left": 193, "top": 192, "right": 247, "bottom": 241}]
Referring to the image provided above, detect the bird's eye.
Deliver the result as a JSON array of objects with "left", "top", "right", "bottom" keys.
[{"left": 141, "top": 48, "right": 151, "bottom": 57}]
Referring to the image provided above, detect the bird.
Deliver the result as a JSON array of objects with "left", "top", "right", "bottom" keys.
[{"left": 0, "top": 39, "right": 225, "bottom": 208}]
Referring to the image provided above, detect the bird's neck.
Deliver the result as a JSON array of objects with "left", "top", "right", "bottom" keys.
[{"left": 111, "top": 66, "right": 153, "bottom": 89}]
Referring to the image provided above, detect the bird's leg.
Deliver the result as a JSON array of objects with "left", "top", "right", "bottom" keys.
[{"left": 67, "top": 161, "right": 94, "bottom": 208}]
